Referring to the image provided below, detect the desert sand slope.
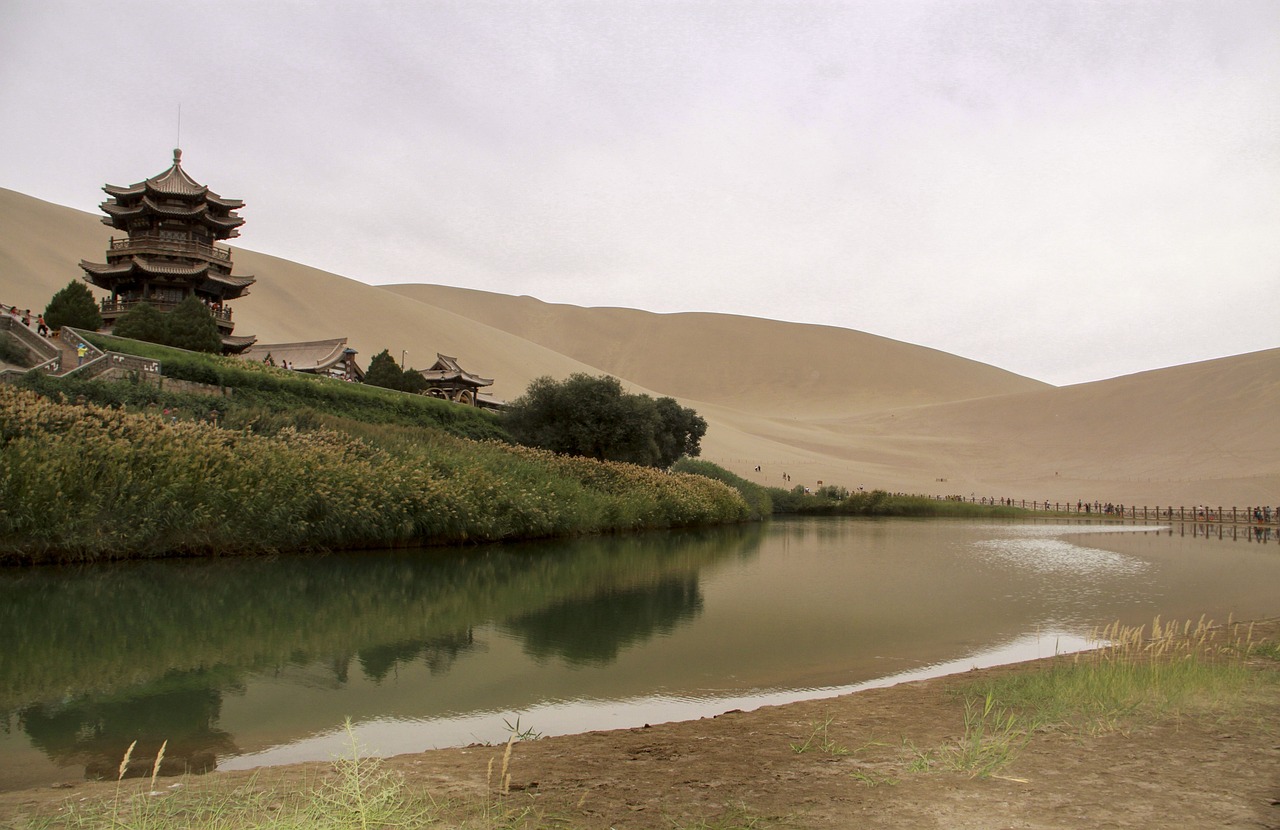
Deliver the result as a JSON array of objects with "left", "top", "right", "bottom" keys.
[
  {"left": 379, "top": 283, "right": 1049, "bottom": 417},
  {"left": 225, "top": 248, "right": 623, "bottom": 402},
  {"left": 0, "top": 189, "right": 618, "bottom": 402},
  {"left": 815, "top": 348, "right": 1280, "bottom": 506},
  {"left": 3, "top": 187, "right": 1276, "bottom": 507},
  {"left": 0, "top": 188, "right": 115, "bottom": 308}
]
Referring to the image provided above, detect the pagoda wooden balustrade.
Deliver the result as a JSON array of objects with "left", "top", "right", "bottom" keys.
[
  {"left": 99, "top": 298, "right": 233, "bottom": 322},
  {"left": 109, "top": 235, "right": 232, "bottom": 262}
]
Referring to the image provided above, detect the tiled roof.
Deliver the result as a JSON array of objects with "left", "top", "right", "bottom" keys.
[
  {"left": 242, "top": 339, "right": 354, "bottom": 372},
  {"left": 418, "top": 353, "right": 494, "bottom": 386},
  {"left": 221, "top": 333, "right": 257, "bottom": 354},
  {"left": 81, "top": 257, "right": 208, "bottom": 278},
  {"left": 99, "top": 150, "right": 245, "bottom": 238}
]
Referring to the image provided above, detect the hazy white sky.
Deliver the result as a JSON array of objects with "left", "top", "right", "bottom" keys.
[{"left": 2, "top": 1, "right": 1277, "bottom": 385}]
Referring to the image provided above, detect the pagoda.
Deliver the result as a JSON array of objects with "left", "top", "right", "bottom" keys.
[{"left": 80, "top": 149, "right": 256, "bottom": 352}]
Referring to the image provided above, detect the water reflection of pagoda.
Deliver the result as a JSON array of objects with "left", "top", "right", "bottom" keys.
[{"left": 80, "top": 149, "right": 257, "bottom": 352}]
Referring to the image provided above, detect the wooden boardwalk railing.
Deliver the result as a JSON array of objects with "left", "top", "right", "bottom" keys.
[{"left": 953, "top": 496, "right": 1279, "bottom": 526}]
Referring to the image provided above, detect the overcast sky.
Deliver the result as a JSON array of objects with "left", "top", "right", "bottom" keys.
[{"left": 2, "top": 1, "right": 1277, "bottom": 385}]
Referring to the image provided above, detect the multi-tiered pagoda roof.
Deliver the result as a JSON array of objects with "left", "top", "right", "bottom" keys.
[{"left": 80, "top": 149, "right": 256, "bottom": 352}]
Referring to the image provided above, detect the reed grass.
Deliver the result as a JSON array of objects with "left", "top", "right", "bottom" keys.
[
  {"left": 789, "top": 715, "right": 850, "bottom": 756},
  {"left": 894, "top": 617, "right": 1280, "bottom": 780},
  {"left": 0, "top": 386, "right": 749, "bottom": 562},
  {"left": 26, "top": 724, "right": 448, "bottom": 830},
  {"left": 961, "top": 617, "right": 1276, "bottom": 736}
]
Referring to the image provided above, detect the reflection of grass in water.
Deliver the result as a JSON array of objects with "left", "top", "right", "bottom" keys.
[{"left": 0, "top": 523, "right": 763, "bottom": 712}]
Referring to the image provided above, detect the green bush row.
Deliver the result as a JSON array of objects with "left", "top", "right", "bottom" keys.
[
  {"left": 672, "top": 460, "right": 1029, "bottom": 518},
  {"left": 671, "top": 457, "right": 773, "bottom": 519}
]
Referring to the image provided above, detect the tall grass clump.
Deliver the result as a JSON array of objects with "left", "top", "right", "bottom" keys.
[
  {"left": 765, "top": 485, "right": 1028, "bottom": 517},
  {"left": 34, "top": 723, "right": 440, "bottom": 829},
  {"left": 672, "top": 458, "right": 772, "bottom": 519},
  {"left": 0, "top": 386, "right": 749, "bottom": 563},
  {"left": 960, "top": 617, "right": 1278, "bottom": 735}
]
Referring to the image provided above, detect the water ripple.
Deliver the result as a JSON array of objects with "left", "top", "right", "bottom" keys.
[{"left": 972, "top": 534, "right": 1150, "bottom": 577}]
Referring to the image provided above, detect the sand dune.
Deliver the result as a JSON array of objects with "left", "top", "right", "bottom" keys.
[
  {"left": 2, "top": 187, "right": 1275, "bottom": 507},
  {"left": 379, "top": 284, "right": 1047, "bottom": 417}
]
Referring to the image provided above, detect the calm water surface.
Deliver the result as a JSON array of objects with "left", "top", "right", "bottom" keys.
[{"left": 1, "top": 517, "right": 1277, "bottom": 789}]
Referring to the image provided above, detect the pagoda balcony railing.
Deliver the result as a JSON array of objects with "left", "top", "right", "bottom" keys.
[
  {"left": 109, "top": 235, "right": 232, "bottom": 262},
  {"left": 99, "top": 298, "right": 234, "bottom": 323}
]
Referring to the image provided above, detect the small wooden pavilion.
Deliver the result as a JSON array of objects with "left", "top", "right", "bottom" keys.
[
  {"left": 416, "top": 354, "right": 494, "bottom": 406},
  {"left": 80, "top": 149, "right": 257, "bottom": 353}
]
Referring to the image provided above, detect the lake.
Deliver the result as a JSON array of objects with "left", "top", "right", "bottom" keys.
[{"left": 1, "top": 517, "right": 1276, "bottom": 789}]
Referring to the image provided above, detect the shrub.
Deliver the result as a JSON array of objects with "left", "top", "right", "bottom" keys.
[
  {"left": 163, "top": 297, "right": 222, "bottom": 353},
  {"left": 364, "top": 349, "right": 407, "bottom": 390},
  {"left": 504, "top": 374, "right": 705, "bottom": 468},
  {"left": 43, "top": 281, "right": 103, "bottom": 331},
  {"left": 672, "top": 458, "right": 772, "bottom": 519},
  {"left": 111, "top": 301, "right": 168, "bottom": 345}
]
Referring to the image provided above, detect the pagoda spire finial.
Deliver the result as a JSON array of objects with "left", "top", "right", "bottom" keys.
[{"left": 173, "top": 147, "right": 183, "bottom": 165}]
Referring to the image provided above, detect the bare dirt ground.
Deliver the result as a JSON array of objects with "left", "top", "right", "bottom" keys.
[{"left": 2, "top": 623, "right": 1277, "bottom": 829}]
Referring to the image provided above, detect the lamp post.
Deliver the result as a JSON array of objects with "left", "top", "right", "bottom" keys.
[{"left": 400, "top": 350, "right": 407, "bottom": 370}]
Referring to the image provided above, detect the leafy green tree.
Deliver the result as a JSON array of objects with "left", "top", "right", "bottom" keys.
[
  {"left": 110, "top": 301, "right": 167, "bottom": 345},
  {"left": 43, "top": 281, "right": 103, "bottom": 331},
  {"left": 653, "top": 396, "right": 708, "bottom": 468},
  {"left": 504, "top": 374, "right": 705, "bottom": 467},
  {"left": 399, "top": 368, "right": 428, "bottom": 394},
  {"left": 164, "top": 297, "right": 222, "bottom": 353},
  {"left": 363, "top": 349, "right": 406, "bottom": 390}
]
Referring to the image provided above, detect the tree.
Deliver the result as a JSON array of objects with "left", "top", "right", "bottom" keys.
[
  {"left": 399, "top": 368, "right": 428, "bottom": 394},
  {"left": 363, "top": 349, "right": 406, "bottom": 390},
  {"left": 164, "top": 297, "right": 222, "bottom": 353},
  {"left": 111, "top": 301, "right": 167, "bottom": 345},
  {"left": 43, "top": 281, "right": 102, "bottom": 331},
  {"left": 653, "top": 396, "right": 708, "bottom": 468},
  {"left": 503, "top": 374, "right": 706, "bottom": 468}
]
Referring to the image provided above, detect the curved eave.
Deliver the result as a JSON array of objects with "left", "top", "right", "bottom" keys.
[
  {"left": 222, "top": 334, "right": 257, "bottom": 354},
  {"left": 201, "top": 273, "right": 255, "bottom": 300},
  {"left": 205, "top": 213, "right": 246, "bottom": 236},
  {"left": 81, "top": 260, "right": 129, "bottom": 289},
  {"left": 99, "top": 198, "right": 245, "bottom": 238},
  {"left": 419, "top": 370, "right": 494, "bottom": 388},
  {"left": 103, "top": 182, "right": 144, "bottom": 198},
  {"left": 206, "top": 194, "right": 244, "bottom": 210},
  {"left": 84, "top": 257, "right": 210, "bottom": 279},
  {"left": 208, "top": 273, "right": 256, "bottom": 289},
  {"left": 102, "top": 164, "right": 206, "bottom": 201},
  {"left": 145, "top": 163, "right": 208, "bottom": 198}
]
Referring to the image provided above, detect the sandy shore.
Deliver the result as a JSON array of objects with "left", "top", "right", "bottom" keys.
[{"left": 1, "top": 620, "right": 1276, "bottom": 829}]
